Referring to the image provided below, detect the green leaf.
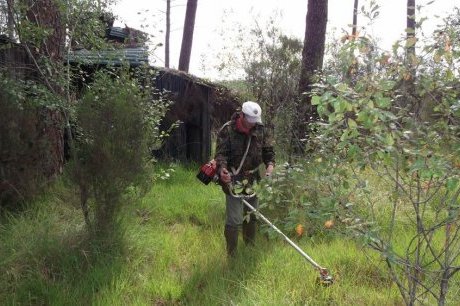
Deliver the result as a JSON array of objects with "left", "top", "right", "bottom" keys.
[
  {"left": 340, "top": 130, "right": 349, "bottom": 141},
  {"left": 317, "top": 104, "right": 329, "bottom": 117},
  {"left": 311, "top": 95, "right": 321, "bottom": 105},
  {"left": 334, "top": 98, "right": 352, "bottom": 113},
  {"left": 357, "top": 111, "right": 375, "bottom": 129},
  {"left": 347, "top": 118, "right": 357, "bottom": 129},
  {"left": 376, "top": 97, "right": 391, "bottom": 108},
  {"left": 385, "top": 133, "right": 394, "bottom": 146},
  {"left": 381, "top": 80, "right": 396, "bottom": 91},
  {"left": 357, "top": 111, "right": 368, "bottom": 123},
  {"left": 328, "top": 113, "right": 337, "bottom": 123},
  {"left": 335, "top": 83, "right": 349, "bottom": 92}
]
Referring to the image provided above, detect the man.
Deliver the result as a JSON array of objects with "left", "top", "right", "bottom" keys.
[{"left": 215, "top": 101, "right": 275, "bottom": 257}]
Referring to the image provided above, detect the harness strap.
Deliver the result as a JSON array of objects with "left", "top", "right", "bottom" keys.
[
  {"left": 219, "top": 120, "right": 257, "bottom": 177},
  {"left": 231, "top": 136, "right": 251, "bottom": 176}
]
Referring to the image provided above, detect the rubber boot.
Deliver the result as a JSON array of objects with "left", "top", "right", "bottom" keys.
[
  {"left": 242, "top": 220, "right": 256, "bottom": 246},
  {"left": 224, "top": 225, "right": 239, "bottom": 257}
]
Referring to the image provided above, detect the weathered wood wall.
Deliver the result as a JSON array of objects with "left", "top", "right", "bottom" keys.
[
  {"left": 154, "top": 68, "right": 239, "bottom": 164},
  {"left": 0, "top": 37, "right": 33, "bottom": 79}
]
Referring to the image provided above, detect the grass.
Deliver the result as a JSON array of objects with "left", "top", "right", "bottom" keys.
[{"left": 1, "top": 164, "right": 458, "bottom": 305}]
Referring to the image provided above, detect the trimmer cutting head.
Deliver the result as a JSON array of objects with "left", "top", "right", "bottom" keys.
[
  {"left": 317, "top": 269, "right": 334, "bottom": 286},
  {"left": 229, "top": 187, "right": 334, "bottom": 288}
]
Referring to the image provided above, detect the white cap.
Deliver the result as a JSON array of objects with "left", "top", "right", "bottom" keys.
[{"left": 242, "top": 101, "right": 262, "bottom": 124}]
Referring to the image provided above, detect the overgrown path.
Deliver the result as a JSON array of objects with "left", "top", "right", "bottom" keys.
[{"left": 0, "top": 166, "right": 402, "bottom": 305}]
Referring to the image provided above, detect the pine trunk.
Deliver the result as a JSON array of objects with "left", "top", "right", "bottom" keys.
[
  {"left": 293, "top": 0, "right": 328, "bottom": 154},
  {"left": 165, "top": 0, "right": 171, "bottom": 68},
  {"left": 298, "top": 0, "right": 328, "bottom": 104},
  {"left": 352, "top": 0, "right": 358, "bottom": 37},
  {"left": 178, "top": 0, "right": 198, "bottom": 72}
]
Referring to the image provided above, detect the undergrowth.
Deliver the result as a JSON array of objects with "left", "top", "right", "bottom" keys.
[{"left": 2, "top": 164, "right": 449, "bottom": 305}]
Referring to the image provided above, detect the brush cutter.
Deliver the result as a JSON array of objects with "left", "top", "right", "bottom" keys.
[{"left": 228, "top": 185, "right": 334, "bottom": 286}]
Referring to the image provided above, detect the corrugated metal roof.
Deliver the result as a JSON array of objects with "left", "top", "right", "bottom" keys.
[
  {"left": 66, "top": 47, "right": 149, "bottom": 66},
  {"left": 108, "top": 27, "right": 127, "bottom": 39}
]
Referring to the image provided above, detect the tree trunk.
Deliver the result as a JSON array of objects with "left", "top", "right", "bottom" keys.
[
  {"left": 293, "top": 0, "right": 328, "bottom": 154},
  {"left": 298, "top": 0, "right": 328, "bottom": 104},
  {"left": 404, "top": 0, "right": 418, "bottom": 116},
  {"left": 345, "top": 0, "right": 359, "bottom": 84},
  {"left": 299, "top": 0, "right": 328, "bottom": 93},
  {"left": 352, "top": 0, "right": 358, "bottom": 37},
  {"left": 165, "top": 0, "right": 170, "bottom": 68},
  {"left": 406, "top": 0, "right": 416, "bottom": 63},
  {"left": 406, "top": 0, "right": 416, "bottom": 82},
  {"left": 6, "top": 0, "right": 15, "bottom": 39},
  {"left": 178, "top": 0, "right": 197, "bottom": 72},
  {"left": 25, "top": 0, "right": 65, "bottom": 61}
]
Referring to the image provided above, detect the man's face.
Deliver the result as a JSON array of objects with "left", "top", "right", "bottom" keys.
[{"left": 242, "top": 114, "right": 256, "bottom": 129}]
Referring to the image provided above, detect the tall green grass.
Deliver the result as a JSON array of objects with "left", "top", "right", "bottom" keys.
[{"left": 2, "top": 164, "right": 458, "bottom": 305}]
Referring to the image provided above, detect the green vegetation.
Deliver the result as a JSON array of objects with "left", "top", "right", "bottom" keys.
[
  {"left": 2, "top": 164, "right": 440, "bottom": 305},
  {"left": 70, "top": 69, "right": 170, "bottom": 234},
  {"left": 1, "top": 1, "right": 459, "bottom": 305}
]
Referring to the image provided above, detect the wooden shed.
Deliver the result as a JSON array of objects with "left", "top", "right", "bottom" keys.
[
  {"left": 154, "top": 68, "right": 240, "bottom": 163},
  {"left": 67, "top": 62, "right": 240, "bottom": 164},
  {"left": 67, "top": 25, "right": 241, "bottom": 164}
]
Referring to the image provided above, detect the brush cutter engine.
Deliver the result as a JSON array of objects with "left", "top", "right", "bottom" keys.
[{"left": 196, "top": 160, "right": 218, "bottom": 185}]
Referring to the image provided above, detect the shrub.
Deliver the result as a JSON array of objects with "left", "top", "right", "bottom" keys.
[
  {"left": 72, "top": 68, "right": 169, "bottom": 235},
  {"left": 260, "top": 8, "right": 460, "bottom": 305}
]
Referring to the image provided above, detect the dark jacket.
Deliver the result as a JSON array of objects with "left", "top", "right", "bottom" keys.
[{"left": 215, "top": 112, "right": 275, "bottom": 183}]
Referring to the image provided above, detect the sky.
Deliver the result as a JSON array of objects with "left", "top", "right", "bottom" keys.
[{"left": 112, "top": 0, "right": 459, "bottom": 80}]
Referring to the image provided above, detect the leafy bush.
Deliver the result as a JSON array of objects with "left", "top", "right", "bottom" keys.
[
  {"left": 260, "top": 7, "right": 460, "bottom": 305},
  {"left": 72, "top": 69, "right": 169, "bottom": 234},
  {"left": 0, "top": 0, "right": 119, "bottom": 210},
  {"left": 257, "top": 161, "right": 347, "bottom": 239}
]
